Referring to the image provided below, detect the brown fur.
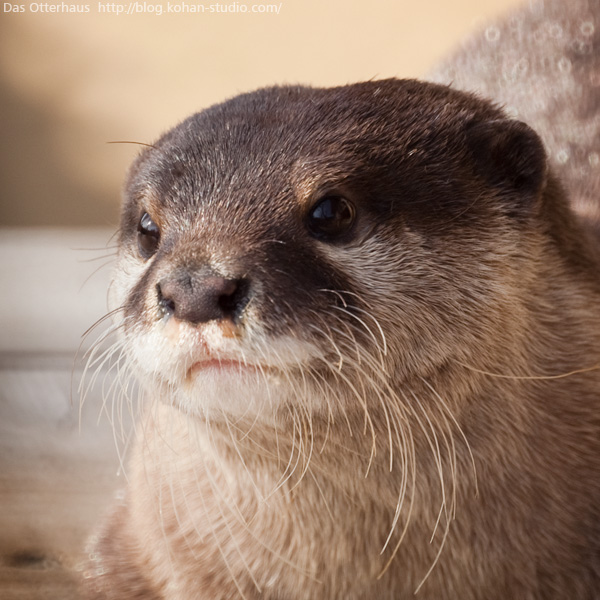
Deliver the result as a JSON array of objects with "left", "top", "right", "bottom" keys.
[{"left": 83, "top": 2, "right": 600, "bottom": 598}]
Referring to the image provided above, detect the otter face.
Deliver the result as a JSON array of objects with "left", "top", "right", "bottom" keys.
[{"left": 109, "top": 79, "right": 547, "bottom": 421}]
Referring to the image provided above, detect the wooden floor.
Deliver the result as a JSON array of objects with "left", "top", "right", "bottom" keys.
[{"left": 0, "top": 229, "right": 127, "bottom": 600}]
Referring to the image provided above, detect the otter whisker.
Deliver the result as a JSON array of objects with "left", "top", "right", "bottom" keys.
[
  {"left": 78, "top": 258, "right": 117, "bottom": 293},
  {"left": 193, "top": 418, "right": 321, "bottom": 582},
  {"left": 202, "top": 427, "right": 265, "bottom": 593},
  {"left": 332, "top": 305, "right": 387, "bottom": 365},
  {"left": 319, "top": 362, "right": 378, "bottom": 475},
  {"left": 316, "top": 322, "right": 400, "bottom": 472},
  {"left": 420, "top": 377, "right": 478, "bottom": 495},
  {"left": 345, "top": 304, "right": 388, "bottom": 357},
  {"left": 302, "top": 361, "right": 336, "bottom": 454},
  {"left": 429, "top": 388, "right": 460, "bottom": 521},
  {"left": 134, "top": 404, "right": 178, "bottom": 583},
  {"left": 455, "top": 360, "right": 600, "bottom": 381},
  {"left": 285, "top": 403, "right": 315, "bottom": 495},
  {"left": 107, "top": 140, "right": 157, "bottom": 149},
  {"left": 79, "top": 306, "right": 126, "bottom": 343},
  {"left": 179, "top": 423, "right": 257, "bottom": 599},
  {"left": 223, "top": 413, "right": 267, "bottom": 503},
  {"left": 377, "top": 399, "right": 417, "bottom": 578},
  {"left": 409, "top": 391, "right": 450, "bottom": 541},
  {"left": 106, "top": 346, "right": 133, "bottom": 441},
  {"left": 97, "top": 341, "right": 133, "bottom": 427},
  {"left": 317, "top": 287, "right": 348, "bottom": 308},
  {"left": 379, "top": 388, "right": 449, "bottom": 578},
  {"left": 269, "top": 406, "right": 305, "bottom": 495},
  {"left": 79, "top": 333, "right": 125, "bottom": 424},
  {"left": 320, "top": 288, "right": 388, "bottom": 356},
  {"left": 307, "top": 365, "right": 353, "bottom": 443},
  {"left": 380, "top": 392, "right": 414, "bottom": 555}
]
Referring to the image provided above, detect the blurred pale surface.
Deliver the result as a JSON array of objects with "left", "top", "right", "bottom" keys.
[
  {"left": 0, "top": 0, "right": 522, "bottom": 226},
  {"left": 0, "top": 228, "right": 127, "bottom": 599},
  {"left": 0, "top": 228, "right": 115, "bottom": 353}
]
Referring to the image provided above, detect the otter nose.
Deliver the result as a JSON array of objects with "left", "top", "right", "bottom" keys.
[{"left": 157, "top": 269, "right": 248, "bottom": 324}]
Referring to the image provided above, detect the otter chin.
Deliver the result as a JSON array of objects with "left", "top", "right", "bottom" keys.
[{"left": 84, "top": 63, "right": 600, "bottom": 600}]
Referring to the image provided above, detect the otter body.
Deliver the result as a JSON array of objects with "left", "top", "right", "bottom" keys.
[{"left": 84, "top": 2, "right": 600, "bottom": 598}]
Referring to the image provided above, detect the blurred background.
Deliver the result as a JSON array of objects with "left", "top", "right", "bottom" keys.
[
  {"left": 0, "top": 0, "right": 523, "bottom": 228},
  {"left": 0, "top": 1, "right": 525, "bottom": 598}
]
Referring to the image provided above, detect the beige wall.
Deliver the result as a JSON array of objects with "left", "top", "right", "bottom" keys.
[{"left": 0, "top": 0, "right": 523, "bottom": 226}]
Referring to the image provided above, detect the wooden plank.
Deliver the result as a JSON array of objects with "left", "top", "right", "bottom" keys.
[{"left": 0, "top": 365, "right": 133, "bottom": 599}]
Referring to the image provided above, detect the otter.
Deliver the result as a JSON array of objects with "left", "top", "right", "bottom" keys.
[{"left": 83, "top": 3, "right": 600, "bottom": 600}]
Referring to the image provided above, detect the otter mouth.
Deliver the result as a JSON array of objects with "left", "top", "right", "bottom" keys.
[
  {"left": 177, "top": 353, "right": 287, "bottom": 418},
  {"left": 188, "top": 358, "right": 264, "bottom": 376},
  {"left": 185, "top": 356, "right": 276, "bottom": 384}
]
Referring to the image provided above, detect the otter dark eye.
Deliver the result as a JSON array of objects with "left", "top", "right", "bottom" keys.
[
  {"left": 137, "top": 212, "right": 160, "bottom": 259},
  {"left": 306, "top": 196, "right": 356, "bottom": 241}
]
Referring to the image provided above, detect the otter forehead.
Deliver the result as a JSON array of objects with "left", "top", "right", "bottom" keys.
[
  {"left": 123, "top": 79, "right": 510, "bottom": 240},
  {"left": 135, "top": 79, "right": 504, "bottom": 179}
]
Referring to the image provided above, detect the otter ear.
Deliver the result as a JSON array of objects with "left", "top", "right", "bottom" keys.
[{"left": 466, "top": 119, "right": 547, "bottom": 200}]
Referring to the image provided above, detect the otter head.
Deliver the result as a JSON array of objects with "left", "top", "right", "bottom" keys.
[{"left": 110, "top": 79, "right": 547, "bottom": 422}]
